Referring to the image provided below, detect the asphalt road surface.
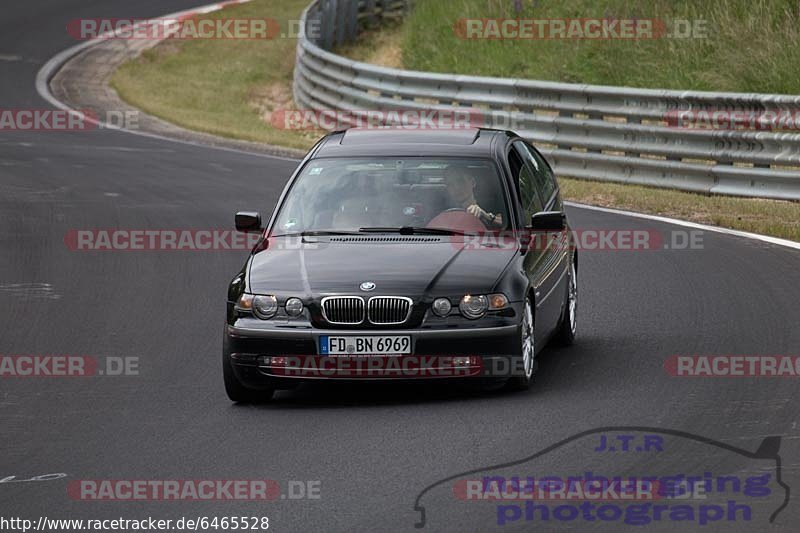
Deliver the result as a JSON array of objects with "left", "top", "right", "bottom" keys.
[{"left": 2, "top": 1, "right": 800, "bottom": 531}]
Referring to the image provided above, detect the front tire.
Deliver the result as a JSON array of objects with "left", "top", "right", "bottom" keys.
[
  {"left": 507, "top": 297, "right": 536, "bottom": 391},
  {"left": 556, "top": 259, "right": 577, "bottom": 346},
  {"left": 222, "top": 335, "right": 274, "bottom": 403}
]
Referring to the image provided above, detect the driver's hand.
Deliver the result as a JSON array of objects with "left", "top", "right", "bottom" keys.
[{"left": 466, "top": 204, "right": 487, "bottom": 220}]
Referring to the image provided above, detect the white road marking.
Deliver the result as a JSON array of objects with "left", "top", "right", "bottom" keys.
[
  {"left": 0, "top": 283, "right": 62, "bottom": 300},
  {"left": 0, "top": 142, "right": 34, "bottom": 148},
  {"left": 565, "top": 201, "right": 800, "bottom": 251},
  {"left": 0, "top": 473, "right": 68, "bottom": 483}
]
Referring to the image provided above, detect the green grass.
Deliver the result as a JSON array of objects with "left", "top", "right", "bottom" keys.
[
  {"left": 112, "top": 0, "right": 319, "bottom": 149},
  {"left": 402, "top": 0, "right": 800, "bottom": 93},
  {"left": 560, "top": 177, "right": 800, "bottom": 241}
]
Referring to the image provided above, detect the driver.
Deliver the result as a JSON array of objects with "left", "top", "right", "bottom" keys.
[{"left": 443, "top": 165, "right": 503, "bottom": 228}]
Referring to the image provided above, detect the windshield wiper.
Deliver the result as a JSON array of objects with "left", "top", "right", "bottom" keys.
[
  {"left": 271, "top": 230, "right": 364, "bottom": 237},
  {"left": 358, "top": 226, "right": 465, "bottom": 236}
]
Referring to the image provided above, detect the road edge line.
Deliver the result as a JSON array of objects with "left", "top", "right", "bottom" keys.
[{"left": 564, "top": 201, "right": 800, "bottom": 251}]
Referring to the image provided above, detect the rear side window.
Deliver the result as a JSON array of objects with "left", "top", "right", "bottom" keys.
[
  {"left": 517, "top": 142, "right": 557, "bottom": 204},
  {"left": 510, "top": 143, "right": 543, "bottom": 219}
]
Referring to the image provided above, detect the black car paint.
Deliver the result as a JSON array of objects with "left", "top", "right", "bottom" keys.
[{"left": 224, "top": 128, "right": 574, "bottom": 392}]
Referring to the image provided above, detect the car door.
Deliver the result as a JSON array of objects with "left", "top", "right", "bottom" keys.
[
  {"left": 507, "top": 142, "right": 548, "bottom": 346},
  {"left": 514, "top": 141, "right": 570, "bottom": 340}
]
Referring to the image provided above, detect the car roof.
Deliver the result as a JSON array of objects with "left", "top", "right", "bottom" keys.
[{"left": 310, "top": 127, "right": 516, "bottom": 158}]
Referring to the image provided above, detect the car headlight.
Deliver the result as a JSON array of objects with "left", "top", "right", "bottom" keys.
[
  {"left": 252, "top": 295, "right": 278, "bottom": 319},
  {"left": 285, "top": 297, "right": 304, "bottom": 317},
  {"left": 458, "top": 293, "right": 509, "bottom": 319},
  {"left": 431, "top": 297, "right": 452, "bottom": 317},
  {"left": 459, "top": 294, "right": 488, "bottom": 319}
]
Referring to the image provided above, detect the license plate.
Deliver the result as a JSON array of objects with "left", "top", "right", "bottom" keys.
[{"left": 319, "top": 335, "right": 411, "bottom": 355}]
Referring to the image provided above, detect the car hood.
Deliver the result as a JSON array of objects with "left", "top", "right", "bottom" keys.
[{"left": 248, "top": 236, "right": 517, "bottom": 299}]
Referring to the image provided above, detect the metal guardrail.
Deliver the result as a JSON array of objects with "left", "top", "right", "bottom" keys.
[{"left": 294, "top": 0, "right": 800, "bottom": 200}]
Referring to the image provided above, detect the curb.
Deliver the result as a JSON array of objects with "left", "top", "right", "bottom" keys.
[{"left": 36, "top": 0, "right": 306, "bottom": 162}]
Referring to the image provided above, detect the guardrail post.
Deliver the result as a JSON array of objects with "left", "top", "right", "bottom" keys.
[
  {"left": 364, "top": 0, "right": 378, "bottom": 28},
  {"left": 332, "top": 0, "right": 344, "bottom": 46},
  {"left": 557, "top": 110, "right": 572, "bottom": 151},
  {"left": 322, "top": 0, "right": 334, "bottom": 50},
  {"left": 345, "top": 0, "right": 359, "bottom": 42}
]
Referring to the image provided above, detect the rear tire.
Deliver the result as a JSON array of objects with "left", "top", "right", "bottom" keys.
[
  {"left": 507, "top": 297, "right": 536, "bottom": 391},
  {"left": 222, "top": 334, "right": 274, "bottom": 403}
]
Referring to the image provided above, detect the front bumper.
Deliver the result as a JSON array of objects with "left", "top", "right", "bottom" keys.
[{"left": 225, "top": 321, "right": 522, "bottom": 386}]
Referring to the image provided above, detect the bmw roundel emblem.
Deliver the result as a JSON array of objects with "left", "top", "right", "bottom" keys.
[{"left": 360, "top": 281, "right": 376, "bottom": 292}]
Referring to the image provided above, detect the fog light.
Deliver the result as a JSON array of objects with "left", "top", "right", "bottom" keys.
[
  {"left": 252, "top": 295, "right": 278, "bottom": 319},
  {"left": 459, "top": 294, "right": 488, "bottom": 319},
  {"left": 432, "top": 297, "right": 452, "bottom": 317},
  {"left": 285, "top": 297, "right": 304, "bottom": 317}
]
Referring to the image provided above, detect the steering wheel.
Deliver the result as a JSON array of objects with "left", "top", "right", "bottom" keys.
[{"left": 427, "top": 207, "right": 487, "bottom": 232}]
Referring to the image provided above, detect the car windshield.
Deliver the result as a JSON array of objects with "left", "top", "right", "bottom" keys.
[{"left": 272, "top": 158, "right": 510, "bottom": 235}]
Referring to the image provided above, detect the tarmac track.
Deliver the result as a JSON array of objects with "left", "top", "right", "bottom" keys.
[{"left": 1, "top": 1, "right": 800, "bottom": 531}]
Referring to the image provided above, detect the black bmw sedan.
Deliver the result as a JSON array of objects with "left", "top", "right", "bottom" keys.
[{"left": 223, "top": 128, "right": 577, "bottom": 402}]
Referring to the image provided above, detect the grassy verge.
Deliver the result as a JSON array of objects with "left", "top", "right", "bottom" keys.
[
  {"left": 110, "top": 0, "right": 799, "bottom": 242},
  {"left": 111, "top": 0, "right": 319, "bottom": 150},
  {"left": 560, "top": 178, "right": 800, "bottom": 241},
  {"left": 402, "top": 0, "right": 800, "bottom": 93}
]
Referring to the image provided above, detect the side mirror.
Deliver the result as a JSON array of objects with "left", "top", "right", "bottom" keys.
[
  {"left": 530, "top": 211, "right": 566, "bottom": 231},
  {"left": 235, "top": 211, "right": 262, "bottom": 232}
]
